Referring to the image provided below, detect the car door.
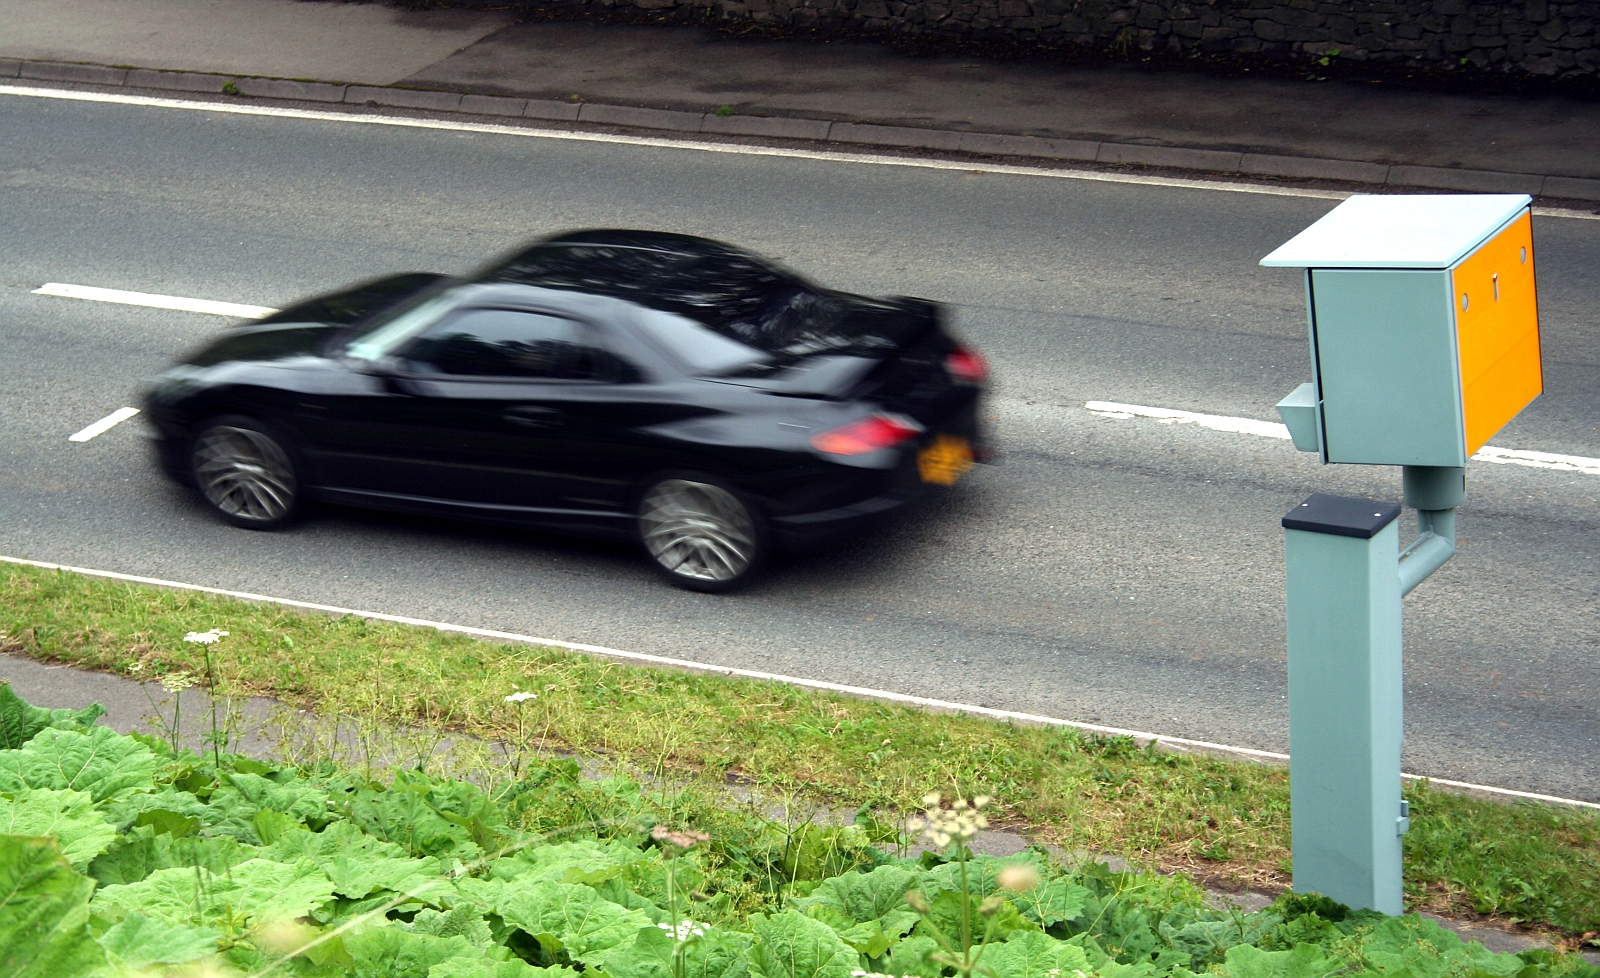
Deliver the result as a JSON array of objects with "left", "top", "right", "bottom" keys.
[{"left": 383, "top": 306, "right": 616, "bottom": 515}]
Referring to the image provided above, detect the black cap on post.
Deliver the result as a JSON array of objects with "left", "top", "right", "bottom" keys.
[{"left": 1282, "top": 494, "right": 1402, "bottom": 539}]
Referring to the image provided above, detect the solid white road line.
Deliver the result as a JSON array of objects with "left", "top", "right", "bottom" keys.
[
  {"left": 3, "top": 83, "right": 1597, "bottom": 220},
  {"left": 33, "top": 282, "right": 277, "bottom": 319},
  {"left": 67, "top": 407, "right": 141, "bottom": 443},
  {"left": 1, "top": 553, "right": 1595, "bottom": 810},
  {"left": 1087, "top": 400, "right": 1600, "bottom": 477}
]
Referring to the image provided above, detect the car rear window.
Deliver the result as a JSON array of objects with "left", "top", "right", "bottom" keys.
[{"left": 478, "top": 242, "right": 850, "bottom": 368}]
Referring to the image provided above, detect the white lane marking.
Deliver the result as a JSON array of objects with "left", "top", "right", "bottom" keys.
[
  {"left": 67, "top": 407, "right": 141, "bottom": 443},
  {"left": 3, "top": 83, "right": 1596, "bottom": 220},
  {"left": 33, "top": 282, "right": 277, "bottom": 319},
  {"left": 1, "top": 553, "right": 1594, "bottom": 810},
  {"left": 1473, "top": 444, "right": 1600, "bottom": 477},
  {"left": 1087, "top": 400, "right": 1291, "bottom": 439},
  {"left": 1087, "top": 400, "right": 1600, "bottom": 476}
]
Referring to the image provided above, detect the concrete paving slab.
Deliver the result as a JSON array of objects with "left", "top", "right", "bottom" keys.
[
  {"left": 235, "top": 76, "right": 345, "bottom": 103},
  {"left": 125, "top": 67, "right": 230, "bottom": 93},
  {"left": 347, "top": 84, "right": 463, "bottom": 112},
  {"left": 19, "top": 61, "right": 127, "bottom": 86},
  {"left": 700, "top": 113, "right": 833, "bottom": 141},
  {"left": 0, "top": 0, "right": 512, "bottom": 85},
  {"left": 578, "top": 102, "right": 705, "bottom": 132},
  {"left": 459, "top": 92, "right": 528, "bottom": 117}
]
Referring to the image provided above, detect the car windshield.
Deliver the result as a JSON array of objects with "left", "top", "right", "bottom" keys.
[
  {"left": 478, "top": 240, "right": 855, "bottom": 373},
  {"left": 343, "top": 293, "right": 458, "bottom": 362}
]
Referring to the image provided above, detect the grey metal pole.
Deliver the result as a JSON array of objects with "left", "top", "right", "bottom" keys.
[{"left": 1283, "top": 494, "right": 1406, "bottom": 914}]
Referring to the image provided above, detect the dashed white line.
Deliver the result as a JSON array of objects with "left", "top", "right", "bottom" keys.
[
  {"left": 1472, "top": 444, "right": 1600, "bottom": 476},
  {"left": 3, "top": 83, "right": 1596, "bottom": 220},
  {"left": 0, "top": 553, "right": 1594, "bottom": 809},
  {"left": 68, "top": 407, "right": 141, "bottom": 443},
  {"left": 1087, "top": 400, "right": 1600, "bottom": 476},
  {"left": 1087, "top": 400, "right": 1292, "bottom": 440},
  {"left": 33, "top": 283, "right": 276, "bottom": 319}
]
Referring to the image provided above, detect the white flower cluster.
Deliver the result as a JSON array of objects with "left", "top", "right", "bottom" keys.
[
  {"left": 504, "top": 691, "right": 538, "bottom": 703},
  {"left": 657, "top": 920, "right": 707, "bottom": 941},
  {"left": 905, "top": 792, "right": 991, "bottom": 848},
  {"left": 183, "top": 629, "right": 229, "bottom": 644},
  {"left": 159, "top": 671, "right": 199, "bottom": 693}
]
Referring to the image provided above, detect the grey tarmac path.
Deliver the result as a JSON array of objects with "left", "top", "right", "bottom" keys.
[
  {"left": 2, "top": 0, "right": 1600, "bottom": 199},
  {"left": 0, "top": 94, "right": 1595, "bottom": 802}
]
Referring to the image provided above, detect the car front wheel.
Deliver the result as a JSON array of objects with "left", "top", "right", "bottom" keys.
[
  {"left": 190, "top": 416, "right": 302, "bottom": 529},
  {"left": 638, "top": 476, "right": 768, "bottom": 592}
]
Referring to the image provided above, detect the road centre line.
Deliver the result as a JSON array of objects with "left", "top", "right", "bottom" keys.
[
  {"left": 4, "top": 83, "right": 1596, "bottom": 220},
  {"left": 33, "top": 282, "right": 276, "bottom": 319},
  {"left": 2, "top": 554, "right": 1595, "bottom": 810},
  {"left": 1086, "top": 400, "right": 1600, "bottom": 477},
  {"left": 67, "top": 407, "right": 141, "bottom": 443}
]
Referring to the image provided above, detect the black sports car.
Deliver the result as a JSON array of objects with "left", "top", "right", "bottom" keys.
[{"left": 143, "top": 231, "right": 989, "bottom": 591}]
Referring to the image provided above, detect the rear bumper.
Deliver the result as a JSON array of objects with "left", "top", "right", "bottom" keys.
[{"left": 769, "top": 493, "right": 910, "bottom": 553}]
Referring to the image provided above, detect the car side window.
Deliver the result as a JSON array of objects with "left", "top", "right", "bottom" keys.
[{"left": 401, "top": 309, "right": 614, "bottom": 380}]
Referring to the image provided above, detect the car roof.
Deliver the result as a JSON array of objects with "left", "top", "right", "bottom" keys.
[{"left": 532, "top": 229, "right": 741, "bottom": 256}]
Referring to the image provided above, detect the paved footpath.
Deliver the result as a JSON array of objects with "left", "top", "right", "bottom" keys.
[{"left": 3, "top": 0, "right": 1600, "bottom": 201}]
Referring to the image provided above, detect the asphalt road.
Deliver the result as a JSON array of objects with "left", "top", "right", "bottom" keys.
[{"left": 2, "top": 91, "right": 1596, "bottom": 799}]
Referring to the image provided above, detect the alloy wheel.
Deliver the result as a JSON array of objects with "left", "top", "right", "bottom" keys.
[
  {"left": 193, "top": 424, "right": 298, "bottom": 524},
  {"left": 639, "top": 479, "right": 758, "bottom": 583}
]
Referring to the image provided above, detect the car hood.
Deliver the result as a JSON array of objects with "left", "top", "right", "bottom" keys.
[{"left": 179, "top": 322, "right": 345, "bottom": 368}]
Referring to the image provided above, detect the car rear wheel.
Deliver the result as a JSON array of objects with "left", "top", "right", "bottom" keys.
[
  {"left": 190, "top": 416, "right": 302, "bottom": 529},
  {"left": 638, "top": 476, "right": 767, "bottom": 592}
]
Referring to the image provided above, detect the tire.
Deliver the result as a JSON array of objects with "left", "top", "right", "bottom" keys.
[
  {"left": 637, "top": 474, "right": 769, "bottom": 592},
  {"left": 189, "top": 415, "right": 303, "bottom": 530}
]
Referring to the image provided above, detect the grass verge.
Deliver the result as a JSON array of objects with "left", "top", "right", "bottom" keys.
[{"left": 1, "top": 561, "right": 1596, "bottom": 941}]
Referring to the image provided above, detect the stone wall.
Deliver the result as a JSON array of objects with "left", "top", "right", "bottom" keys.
[{"left": 532, "top": 0, "right": 1600, "bottom": 78}]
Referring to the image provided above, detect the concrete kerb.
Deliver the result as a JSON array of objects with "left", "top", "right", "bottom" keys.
[{"left": 7, "top": 56, "right": 1598, "bottom": 204}]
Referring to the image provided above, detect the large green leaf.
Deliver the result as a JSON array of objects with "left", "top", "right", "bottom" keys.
[
  {"left": 589, "top": 922, "right": 676, "bottom": 978},
  {"left": 981, "top": 929, "right": 1095, "bottom": 978},
  {"left": 790, "top": 864, "right": 923, "bottom": 922},
  {"left": 914, "top": 887, "right": 1036, "bottom": 947},
  {"left": 102, "top": 784, "right": 210, "bottom": 832},
  {"left": 345, "top": 924, "right": 479, "bottom": 978},
  {"left": 271, "top": 822, "right": 449, "bottom": 900},
  {"left": 0, "top": 684, "right": 105, "bottom": 751},
  {"left": 202, "top": 772, "right": 333, "bottom": 842},
  {"left": 0, "top": 789, "right": 117, "bottom": 869},
  {"left": 488, "top": 840, "right": 653, "bottom": 886},
  {"left": 467, "top": 877, "right": 652, "bottom": 963},
  {"left": 1013, "top": 879, "right": 1092, "bottom": 928},
  {"left": 88, "top": 823, "right": 257, "bottom": 886},
  {"left": 348, "top": 782, "right": 484, "bottom": 861},
  {"left": 748, "top": 910, "right": 860, "bottom": 978},
  {"left": 1215, "top": 943, "right": 1346, "bottom": 978},
  {"left": 883, "top": 934, "right": 941, "bottom": 978},
  {"left": 1358, "top": 915, "right": 1525, "bottom": 978},
  {"left": 405, "top": 904, "right": 495, "bottom": 945},
  {"left": 0, "top": 726, "right": 158, "bottom": 802},
  {"left": 96, "top": 912, "right": 221, "bottom": 968},
  {"left": 0, "top": 834, "right": 106, "bottom": 978},
  {"left": 430, "top": 957, "right": 579, "bottom": 978},
  {"left": 91, "top": 856, "right": 337, "bottom": 928}
]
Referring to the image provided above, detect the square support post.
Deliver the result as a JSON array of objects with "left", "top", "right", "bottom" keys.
[{"left": 1283, "top": 494, "right": 1406, "bottom": 914}]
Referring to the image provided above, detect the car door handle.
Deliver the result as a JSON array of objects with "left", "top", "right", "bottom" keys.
[{"left": 503, "top": 406, "right": 563, "bottom": 428}]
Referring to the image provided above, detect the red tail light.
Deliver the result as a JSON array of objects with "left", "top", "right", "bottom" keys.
[
  {"left": 945, "top": 347, "right": 987, "bottom": 385},
  {"left": 810, "top": 413, "right": 925, "bottom": 456}
]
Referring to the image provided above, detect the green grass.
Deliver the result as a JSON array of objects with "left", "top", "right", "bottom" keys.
[{"left": 2, "top": 562, "right": 1597, "bottom": 940}]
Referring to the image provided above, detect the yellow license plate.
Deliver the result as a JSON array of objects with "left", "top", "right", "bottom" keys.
[{"left": 917, "top": 435, "right": 974, "bottom": 485}]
